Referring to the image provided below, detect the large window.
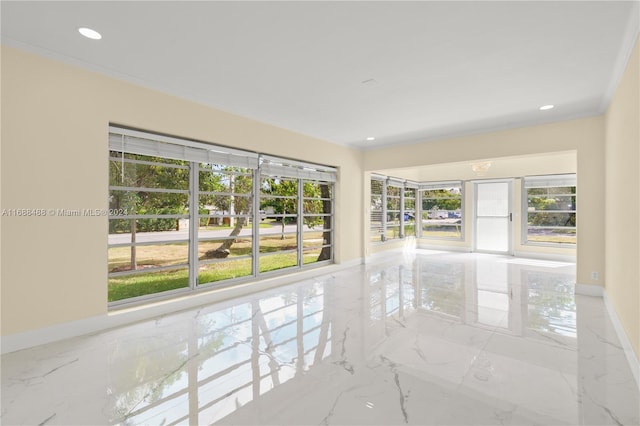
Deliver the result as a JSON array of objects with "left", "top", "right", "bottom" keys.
[
  {"left": 421, "top": 182, "right": 463, "bottom": 239},
  {"left": 386, "top": 184, "right": 402, "bottom": 240},
  {"left": 404, "top": 188, "right": 416, "bottom": 237},
  {"left": 370, "top": 179, "right": 384, "bottom": 242},
  {"left": 523, "top": 175, "right": 576, "bottom": 245},
  {"left": 198, "top": 165, "right": 254, "bottom": 285},
  {"left": 108, "top": 127, "right": 335, "bottom": 305},
  {"left": 108, "top": 151, "right": 191, "bottom": 301},
  {"left": 370, "top": 176, "right": 417, "bottom": 243}
]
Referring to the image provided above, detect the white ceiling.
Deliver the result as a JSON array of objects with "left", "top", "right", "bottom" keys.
[{"left": 1, "top": 1, "right": 638, "bottom": 149}]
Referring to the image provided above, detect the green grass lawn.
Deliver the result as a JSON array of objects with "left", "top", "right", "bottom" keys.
[
  {"left": 108, "top": 233, "right": 326, "bottom": 302},
  {"left": 527, "top": 235, "right": 576, "bottom": 244}
]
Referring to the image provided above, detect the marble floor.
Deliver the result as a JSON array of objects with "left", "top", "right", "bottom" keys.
[{"left": 2, "top": 251, "right": 639, "bottom": 425}]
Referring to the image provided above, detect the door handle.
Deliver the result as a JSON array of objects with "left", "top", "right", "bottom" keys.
[{"left": 509, "top": 213, "right": 513, "bottom": 221}]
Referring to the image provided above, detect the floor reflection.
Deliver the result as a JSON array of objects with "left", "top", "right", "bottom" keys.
[
  {"left": 108, "top": 283, "right": 332, "bottom": 425},
  {"left": 1, "top": 251, "right": 637, "bottom": 425}
]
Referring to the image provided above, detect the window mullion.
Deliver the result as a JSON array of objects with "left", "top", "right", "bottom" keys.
[
  {"left": 400, "top": 186, "right": 405, "bottom": 238},
  {"left": 252, "top": 168, "right": 260, "bottom": 277},
  {"left": 189, "top": 161, "right": 199, "bottom": 289},
  {"left": 297, "top": 178, "right": 303, "bottom": 268},
  {"left": 416, "top": 190, "right": 423, "bottom": 238},
  {"left": 382, "top": 181, "right": 388, "bottom": 242}
]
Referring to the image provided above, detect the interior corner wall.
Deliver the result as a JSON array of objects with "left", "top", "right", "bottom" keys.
[
  {"left": 363, "top": 115, "right": 605, "bottom": 287},
  {"left": 605, "top": 35, "right": 640, "bottom": 358},
  {"left": 0, "top": 46, "right": 364, "bottom": 337}
]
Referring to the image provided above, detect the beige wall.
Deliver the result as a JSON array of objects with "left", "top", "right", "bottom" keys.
[
  {"left": 0, "top": 46, "right": 364, "bottom": 336},
  {"left": 3, "top": 38, "right": 633, "bottom": 359},
  {"left": 365, "top": 116, "right": 604, "bottom": 285},
  {"left": 605, "top": 36, "right": 639, "bottom": 358}
]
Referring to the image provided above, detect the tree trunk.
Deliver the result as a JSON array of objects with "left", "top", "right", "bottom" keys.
[
  {"left": 280, "top": 214, "right": 286, "bottom": 240},
  {"left": 318, "top": 184, "right": 332, "bottom": 261},
  {"left": 205, "top": 217, "right": 246, "bottom": 258},
  {"left": 214, "top": 216, "right": 246, "bottom": 251}
]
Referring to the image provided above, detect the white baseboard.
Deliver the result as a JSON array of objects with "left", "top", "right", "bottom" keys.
[
  {"left": 513, "top": 250, "right": 576, "bottom": 263},
  {"left": 417, "top": 243, "right": 472, "bottom": 253},
  {"left": 1, "top": 259, "right": 363, "bottom": 355},
  {"left": 575, "top": 283, "right": 605, "bottom": 297},
  {"left": 603, "top": 290, "right": 640, "bottom": 391}
]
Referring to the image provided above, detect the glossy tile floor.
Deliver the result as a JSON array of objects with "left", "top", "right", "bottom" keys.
[{"left": 2, "top": 251, "right": 639, "bottom": 425}]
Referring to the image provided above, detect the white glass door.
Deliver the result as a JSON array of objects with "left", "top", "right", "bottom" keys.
[{"left": 474, "top": 181, "right": 512, "bottom": 254}]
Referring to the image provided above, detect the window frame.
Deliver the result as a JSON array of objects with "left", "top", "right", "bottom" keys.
[
  {"left": 370, "top": 175, "right": 418, "bottom": 244},
  {"left": 522, "top": 174, "right": 577, "bottom": 246},
  {"left": 419, "top": 182, "right": 464, "bottom": 241},
  {"left": 108, "top": 126, "right": 336, "bottom": 307}
]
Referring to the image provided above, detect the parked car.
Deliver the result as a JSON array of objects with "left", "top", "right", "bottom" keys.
[
  {"left": 404, "top": 213, "right": 415, "bottom": 221},
  {"left": 428, "top": 211, "right": 449, "bottom": 219}
]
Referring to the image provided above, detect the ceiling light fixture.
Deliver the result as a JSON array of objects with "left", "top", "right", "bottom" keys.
[
  {"left": 539, "top": 104, "right": 554, "bottom": 111},
  {"left": 366, "top": 137, "right": 375, "bottom": 141},
  {"left": 471, "top": 161, "right": 492, "bottom": 176},
  {"left": 78, "top": 27, "right": 102, "bottom": 40}
]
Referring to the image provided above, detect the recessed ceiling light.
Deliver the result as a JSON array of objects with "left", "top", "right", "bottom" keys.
[
  {"left": 539, "top": 104, "right": 554, "bottom": 111},
  {"left": 78, "top": 27, "right": 102, "bottom": 40},
  {"left": 366, "top": 137, "right": 375, "bottom": 141}
]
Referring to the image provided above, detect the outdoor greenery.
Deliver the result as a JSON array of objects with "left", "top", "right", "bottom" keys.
[
  {"left": 109, "top": 152, "right": 334, "bottom": 302},
  {"left": 422, "top": 189, "right": 462, "bottom": 211},
  {"left": 108, "top": 227, "right": 328, "bottom": 302},
  {"left": 421, "top": 227, "right": 462, "bottom": 238},
  {"left": 109, "top": 152, "right": 189, "bottom": 233},
  {"left": 526, "top": 186, "right": 576, "bottom": 244}
]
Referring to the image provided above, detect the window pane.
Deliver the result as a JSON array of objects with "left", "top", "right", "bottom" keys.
[
  {"left": 303, "top": 215, "right": 328, "bottom": 231},
  {"left": 370, "top": 180, "right": 384, "bottom": 241},
  {"left": 109, "top": 152, "right": 189, "bottom": 190},
  {"left": 198, "top": 258, "right": 253, "bottom": 284},
  {"left": 108, "top": 218, "right": 187, "bottom": 238},
  {"left": 109, "top": 191, "right": 189, "bottom": 215},
  {"left": 198, "top": 238, "right": 253, "bottom": 259},
  {"left": 404, "top": 215, "right": 416, "bottom": 237},
  {"left": 303, "top": 231, "right": 327, "bottom": 248},
  {"left": 421, "top": 186, "right": 463, "bottom": 240},
  {"left": 108, "top": 267, "right": 189, "bottom": 302},
  {"left": 525, "top": 179, "right": 576, "bottom": 245},
  {"left": 259, "top": 234, "right": 297, "bottom": 253},
  {"left": 108, "top": 243, "right": 188, "bottom": 273},
  {"left": 385, "top": 225, "right": 402, "bottom": 240},
  {"left": 302, "top": 247, "right": 324, "bottom": 265},
  {"left": 387, "top": 186, "right": 401, "bottom": 197},
  {"left": 387, "top": 196, "right": 400, "bottom": 211},
  {"left": 527, "top": 227, "right": 576, "bottom": 244},
  {"left": 422, "top": 223, "right": 462, "bottom": 238},
  {"left": 199, "top": 167, "right": 254, "bottom": 225},
  {"left": 259, "top": 252, "right": 298, "bottom": 273}
]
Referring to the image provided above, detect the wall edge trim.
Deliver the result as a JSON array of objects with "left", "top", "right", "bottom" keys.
[
  {"left": 575, "top": 283, "right": 605, "bottom": 297},
  {"left": 603, "top": 289, "right": 640, "bottom": 391}
]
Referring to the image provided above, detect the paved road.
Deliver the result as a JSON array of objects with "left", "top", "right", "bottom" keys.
[{"left": 108, "top": 223, "right": 316, "bottom": 245}]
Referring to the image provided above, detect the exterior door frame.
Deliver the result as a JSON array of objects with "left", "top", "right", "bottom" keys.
[{"left": 472, "top": 179, "right": 514, "bottom": 255}]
